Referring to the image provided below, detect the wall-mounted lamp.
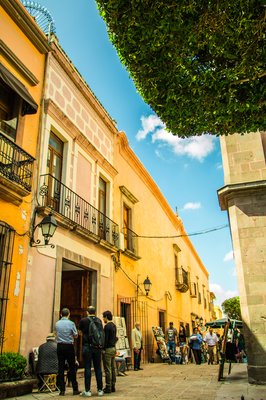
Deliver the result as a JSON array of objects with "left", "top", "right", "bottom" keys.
[
  {"left": 30, "top": 213, "right": 58, "bottom": 248},
  {"left": 136, "top": 275, "right": 152, "bottom": 297},
  {"left": 111, "top": 252, "right": 121, "bottom": 271},
  {"left": 143, "top": 276, "right": 152, "bottom": 296}
]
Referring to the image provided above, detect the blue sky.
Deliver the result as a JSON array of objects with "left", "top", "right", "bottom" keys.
[{"left": 27, "top": 0, "right": 238, "bottom": 307}]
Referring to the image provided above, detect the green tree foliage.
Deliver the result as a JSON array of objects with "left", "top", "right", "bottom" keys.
[
  {"left": 96, "top": 1, "right": 265, "bottom": 137},
  {"left": 222, "top": 296, "right": 242, "bottom": 320}
]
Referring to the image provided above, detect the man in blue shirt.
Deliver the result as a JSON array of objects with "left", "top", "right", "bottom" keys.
[{"left": 55, "top": 308, "right": 80, "bottom": 396}]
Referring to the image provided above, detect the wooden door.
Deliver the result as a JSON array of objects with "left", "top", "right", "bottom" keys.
[{"left": 60, "top": 270, "right": 90, "bottom": 365}]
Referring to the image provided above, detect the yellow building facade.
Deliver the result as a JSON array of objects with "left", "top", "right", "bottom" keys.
[
  {"left": 0, "top": 0, "right": 49, "bottom": 352},
  {"left": 113, "top": 132, "right": 212, "bottom": 361}
]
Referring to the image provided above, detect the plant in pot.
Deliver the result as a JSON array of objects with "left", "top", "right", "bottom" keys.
[{"left": 0, "top": 352, "right": 35, "bottom": 399}]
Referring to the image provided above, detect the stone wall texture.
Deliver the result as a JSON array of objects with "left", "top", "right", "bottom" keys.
[{"left": 219, "top": 131, "right": 266, "bottom": 385}]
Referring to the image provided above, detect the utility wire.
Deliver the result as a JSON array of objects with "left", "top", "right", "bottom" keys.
[{"left": 128, "top": 224, "right": 229, "bottom": 239}]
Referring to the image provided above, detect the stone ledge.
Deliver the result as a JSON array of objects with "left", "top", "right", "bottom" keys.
[{"left": 0, "top": 378, "right": 36, "bottom": 399}]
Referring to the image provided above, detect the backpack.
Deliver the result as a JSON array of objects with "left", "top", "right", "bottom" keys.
[{"left": 88, "top": 317, "right": 105, "bottom": 348}]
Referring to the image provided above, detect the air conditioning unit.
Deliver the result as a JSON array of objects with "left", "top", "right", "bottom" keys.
[{"left": 118, "top": 233, "right": 125, "bottom": 251}]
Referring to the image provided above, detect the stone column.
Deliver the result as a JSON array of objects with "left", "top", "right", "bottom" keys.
[{"left": 218, "top": 132, "right": 266, "bottom": 385}]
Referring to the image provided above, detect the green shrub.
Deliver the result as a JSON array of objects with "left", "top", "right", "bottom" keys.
[{"left": 0, "top": 352, "right": 27, "bottom": 382}]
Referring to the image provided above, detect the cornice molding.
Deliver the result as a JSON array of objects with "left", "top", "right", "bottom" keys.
[
  {"left": 117, "top": 131, "right": 209, "bottom": 277},
  {"left": 50, "top": 40, "right": 118, "bottom": 136},
  {"left": 44, "top": 99, "right": 118, "bottom": 178},
  {"left": 0, "top": 40, "right": 39, "bottom": 85},
  {"left": 0, "top": 0, "right": 50, "bottom": 54},
  {"left": 119, "top": 185, "right": 139, "bottom": 204},
  {"left": 218, "top": 180, "right": 266, "bottom": 210}
]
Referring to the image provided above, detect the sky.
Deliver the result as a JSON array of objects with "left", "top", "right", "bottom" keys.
[{"left": 24, "top": 0, "right": 238, "bottom": 307}]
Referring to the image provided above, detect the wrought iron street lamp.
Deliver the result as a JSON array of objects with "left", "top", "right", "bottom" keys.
[
  {"left": 30, "top": 213, "right": 58, "bottom": 248},
  {"left": 143, "top": 276, "right": 152, "bottom": 296}
]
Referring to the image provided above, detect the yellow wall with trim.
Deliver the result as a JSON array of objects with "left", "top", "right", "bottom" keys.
[
  {"left": 0, "top": 2, "right": 47, "bottom": 352},
  {"left": 113, "top": 133, "right": 212, "bottom": 359}
]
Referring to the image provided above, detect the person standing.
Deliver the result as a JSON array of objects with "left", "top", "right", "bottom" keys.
[
  {"left": 178, "top": 325, "right": 187, "bottom": 364},
  {"left": 204, "top": 327, "right": 219, "bottom": 364},
  {"left": 131, "top": 322, "right": 143, "bottom": 371},
  {"left": 189, "top": 327, "right": 203, "bottom": 365},
  {"left": 165, "top": 322, "right": 177, "bottom": 362},
  {"left": 102, "top": 310, "right": 117, "bottom": 394},
  {"left": 55, "top": 308, "right": 80, "bottom": 396},
  {"left": 78, "top": 306, "right": 104, "bottom": 397}
]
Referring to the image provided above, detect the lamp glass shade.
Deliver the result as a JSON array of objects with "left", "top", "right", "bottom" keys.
[
  {"left": 143, "top": 276, "right": 152, "bottom": 293},
  {"left": 40, "top": 214, "right": 58, "bottom": 239}
]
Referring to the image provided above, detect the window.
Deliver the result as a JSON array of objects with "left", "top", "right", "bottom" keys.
[
  {"left": 0, "top": 81, "right": 20, "bottom": 141},
  {"left": 123, "top": 204, "right": 133, "bottom": 252},
  {"left": 0, "top": 221, "right": 15, "bottom": 352},
  {"left": 98, "top": 177, "right": 107, "bottom": 239},
  {"left": 0, "top": 63, "right": 38, "bottom": 143},
  {"left": 182, "top": 268, "right": 189, "bottom": 286},
  {"left": 46, "top": 132, "right": 64, "bottom": 211},
  {"left": 158, "top": 310, "right": 166, "bottom": 333}
]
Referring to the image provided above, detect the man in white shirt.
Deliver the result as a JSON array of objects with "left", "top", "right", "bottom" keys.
[
  {"left": 204, "top": 327, "right": 219, "bottom": 364},
  {"left": 131, "top": 322, "right": 143, "bottom": 371}
]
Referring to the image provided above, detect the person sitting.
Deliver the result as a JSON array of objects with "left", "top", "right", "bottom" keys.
[
  {"left": 115, "top": 351, "right": 127, "bottom": 376},
  {"left": 36, "top": 333, "right": 58, "bottom": 391}
]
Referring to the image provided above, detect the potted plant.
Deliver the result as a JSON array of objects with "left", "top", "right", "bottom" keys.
[{"left": 0, "top": 352, "right": 35, "bottom": 399}]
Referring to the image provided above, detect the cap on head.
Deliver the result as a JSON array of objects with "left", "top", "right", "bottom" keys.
[{"left": 46, "top": 333, "right": 56, "bottom": 341}]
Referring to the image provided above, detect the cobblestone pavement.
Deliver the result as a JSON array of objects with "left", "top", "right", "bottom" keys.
[{"left": 7, "top": 363, "right": 266, "bottom": 400}]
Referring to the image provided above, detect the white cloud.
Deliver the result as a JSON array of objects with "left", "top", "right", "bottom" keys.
[
  {"left": 223, "top": 250, "right": 234, "bottom": 262},
  {"left": 210, "top": 283, "right": 238, "bottom": 308},
  {"left": 136, "top": 114, "right": 216, "bottom": 161},
  {"left": 182, "top": 202, "right": 201, "bottom": 211},
  {"left": 136, "top": 115, "right": 165, "bottom": 141}
]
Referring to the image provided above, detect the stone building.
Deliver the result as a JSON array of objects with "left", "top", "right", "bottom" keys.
[{"left": 218, "top": 132, "right": 266, "bottom": 384}]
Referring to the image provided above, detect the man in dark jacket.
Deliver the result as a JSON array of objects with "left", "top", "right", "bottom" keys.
[
  {"left": 36, "top": 333, "right": 58, "bottom": 390},
  {"left": 102, "top": 310, "right": 117, "bottom": 394},
  {"left": 78, "top": 306, "right": 104, "bottom": 397}
]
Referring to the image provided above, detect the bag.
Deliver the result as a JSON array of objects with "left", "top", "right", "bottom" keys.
[{"left": 88, "top": 317, "right": 105, "bottom": 348}]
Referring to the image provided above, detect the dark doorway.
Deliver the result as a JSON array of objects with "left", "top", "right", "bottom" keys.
[{"left": 60, "top": 269, "right": 91, "bottom": 365}]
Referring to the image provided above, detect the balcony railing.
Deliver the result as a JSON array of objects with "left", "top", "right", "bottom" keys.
[
  {"left": 39, "top": 174, "right": 119, "bottom": 247},
  {"left": 0, "top": 132, "right": 34, "bottom": 192},
  {"left": 175, "top": 267, "right": 189, "bottom": 293}
]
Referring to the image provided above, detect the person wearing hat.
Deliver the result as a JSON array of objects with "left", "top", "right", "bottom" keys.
[{"left": 36, "top": 333, "right": 58, "bottom": 390}]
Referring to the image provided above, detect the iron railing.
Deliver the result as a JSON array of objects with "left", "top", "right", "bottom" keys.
[
  {"left": 0, "top": 221, "right": 15, "bottom": 354},
  {"left": 39, "top": 174, "right": 119, "bottom": 247},
  {"left": 0, "top": 132, "right": 35, "bottom": 192}
]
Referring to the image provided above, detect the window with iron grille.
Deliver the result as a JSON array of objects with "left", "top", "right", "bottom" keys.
[{"left": 0, "top": 221, "right": 15, "bottom": 353}]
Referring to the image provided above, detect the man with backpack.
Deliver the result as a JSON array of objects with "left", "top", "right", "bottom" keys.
[
  {"left": 102, "top": 310, "right": 117, "bottom": 394},
  {"left": 78, "top": 306, "right": 104, "bottom": 397}
]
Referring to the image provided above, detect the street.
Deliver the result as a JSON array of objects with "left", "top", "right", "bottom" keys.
[{"left": 8, "top": 363, "right": 265, "bottom": 400}]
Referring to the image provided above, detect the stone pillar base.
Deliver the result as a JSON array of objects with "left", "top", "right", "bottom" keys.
[{"left": 248, "top": 365, "right": 266, "bottom": 385}]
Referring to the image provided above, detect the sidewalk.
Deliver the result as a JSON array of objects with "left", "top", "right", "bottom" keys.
[{"left": 7, "top": 363, "right": 266, "bottom": 400}]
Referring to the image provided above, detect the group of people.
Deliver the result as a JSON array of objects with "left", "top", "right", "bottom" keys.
[
  {"left": 36, "top": 307, "right": 144, "bottom": 397},
  {"left": 55, "top": 306, "right": 118, "bottom": 396},
  {"left": 164, "top": 322, "right": 222, "bottom": 365}
]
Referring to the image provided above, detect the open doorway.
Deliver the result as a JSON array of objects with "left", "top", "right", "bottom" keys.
[{"left": 60, "top": 260, "right": 93, "bottom": 365}]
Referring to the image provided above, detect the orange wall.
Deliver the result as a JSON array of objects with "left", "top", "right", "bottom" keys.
[{"left": 0, "top": 3, "right": 47, "bottom": 352}]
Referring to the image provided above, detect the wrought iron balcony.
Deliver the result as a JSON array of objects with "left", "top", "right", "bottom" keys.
[
  {"left": 175, "top": 267, "right": 189, "bottom": 293},
  {"left": 39, "top": 174, "right": 119, "bottom": 247},
  {"left": 0, "top": 132, "right": 35, "bottom": 192}
]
